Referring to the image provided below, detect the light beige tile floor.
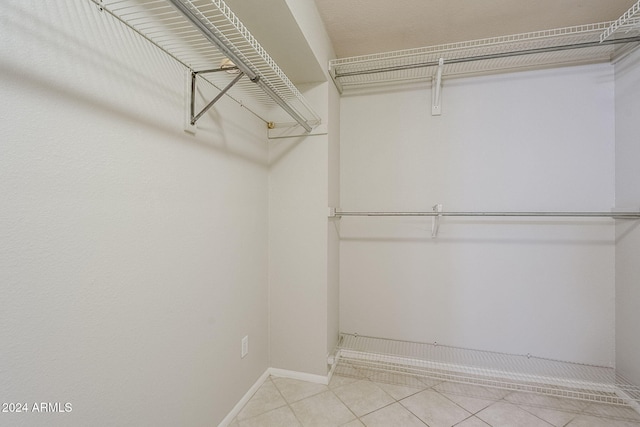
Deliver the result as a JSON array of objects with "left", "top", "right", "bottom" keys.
[{"left": 229, "top": 369, "right": 640, "bottom": 427}]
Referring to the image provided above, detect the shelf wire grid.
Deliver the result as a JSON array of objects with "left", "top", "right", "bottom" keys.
[
  {"left": 335, "top": 333, "right": 640, "bottom": 409},
  {"left": 602, "top": 0, "right": 640, "bottom": 42},
  {"left": 329, "top": 22, "right": 640, "bottom": 90},
  {"left": 92, "top": 0, "right": 320, "bottom": 127}
]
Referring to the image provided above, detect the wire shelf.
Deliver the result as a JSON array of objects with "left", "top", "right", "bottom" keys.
[
  {"left": 90, "top": 0, "right": 320, "bottom": 128},
  {"left": 335, "top": 333, "right": 640, "bottom": 409},
  {"left": 602, "top": 0, "right": 640, "bottom": 42},
  {"left": 329, "top": 23, "right": 640, "bottom": 91}
]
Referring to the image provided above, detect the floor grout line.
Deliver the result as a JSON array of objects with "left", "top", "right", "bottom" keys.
[
  {"left": 233, "top": 373, "right": 640, "bottom": 427},
  {"left": 269, "top": 376, "right": 305, "bottom": 427}
]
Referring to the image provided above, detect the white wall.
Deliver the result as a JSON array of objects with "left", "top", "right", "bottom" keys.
[
  {"left": 340, "top": 64, "right": 616, "bottom": 365},
  {"left": 268, "top": 127, "right": 329, "bottom": 376},
  {"left": 268, "top": 80, "right": 339, "bottom": 376},
  {"left": 267, "top": 0, "right": 339, "bottom": 377},
  {"left": 327, "top": 80, "right": 341, "bottom": 358},
  {"left": 615, "top": 47, "right": 640, "bottom": 386},
  {"left": 0, "top": 1, "right": 269, "bottom": 426}
]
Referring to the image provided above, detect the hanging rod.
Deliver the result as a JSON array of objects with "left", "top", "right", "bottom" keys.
[
  {"left": 332, "top": 210, "right": 640, "bottom": 219},
  {"left": 333, "top": 36, "right": 640, "bottom": 79}
]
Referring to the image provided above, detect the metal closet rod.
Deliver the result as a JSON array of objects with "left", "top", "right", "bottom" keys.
[{"left": 333, "top": 211, "right": 640, "bottom": 218}]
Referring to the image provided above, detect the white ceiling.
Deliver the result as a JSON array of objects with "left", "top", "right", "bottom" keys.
[{"left": 314, "top": 0, "right": 636, "bottom": 58}]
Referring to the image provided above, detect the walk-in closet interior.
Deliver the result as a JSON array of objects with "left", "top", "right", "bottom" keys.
[{"left": 1, "top": 1, "right": 639, "bottom": 426}]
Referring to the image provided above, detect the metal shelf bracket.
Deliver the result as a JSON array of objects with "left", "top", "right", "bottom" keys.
[
  {"left": 431, "top": 203, "right": 443, "bottom": 238},
  {"left": 90, "top": 0, "right": 321, "bottom": 134},
  {"left": 167, "top": 0, "right": 315, "bottom": 133},
  {"left": 190, "top": 68, "right": 245, "bottom": 125},
  {"left": 432, "top": 58, "right": 444, "bottom": 116}
]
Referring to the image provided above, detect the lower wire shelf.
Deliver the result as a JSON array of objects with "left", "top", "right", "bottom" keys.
[{"left": 333, "top": 333, "right": 640, "bottom": 409}]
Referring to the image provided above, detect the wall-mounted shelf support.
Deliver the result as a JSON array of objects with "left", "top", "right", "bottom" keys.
[
  {"left": 191, "top": 68, "right": 245, "bottom": 125},
  {"left": 92, "top": 0, "right": 320, "bottom": 134},
  {"left": 431, "top": 204, "right": 443, "bottom": 238},
  {"left": 166, "top": 0, "right": 315, "bottom": 133},
  {"left": 431, "top": 58, "right": 444, "bottom": 116}
]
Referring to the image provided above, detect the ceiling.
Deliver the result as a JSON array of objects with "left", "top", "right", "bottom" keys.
[{"left": 314, "top": 0, "right": 637, "bottom": 58}]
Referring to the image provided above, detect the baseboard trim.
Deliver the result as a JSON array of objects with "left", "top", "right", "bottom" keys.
[
  {"left": 268, "top": 367, "right": 329, "bottom": 385},
  {"left": 217, "top": 369, "right": 270, "bottom": 427},
  {"left": 217, "top": 367, "right": 330, "bottom": 426}
]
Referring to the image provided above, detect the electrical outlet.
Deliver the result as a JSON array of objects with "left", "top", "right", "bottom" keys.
[{"left": 241, "top": 335, "right": 249, "bottom": 358}]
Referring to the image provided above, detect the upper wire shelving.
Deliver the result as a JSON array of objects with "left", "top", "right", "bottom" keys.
[
  {"left": 329, "top": 21, "right": 640, "bottom": 92},
  {"left": 601, "top": 0, "right": 640, "bottom": 42},
  {"left": 91, "top": 0, "right": 321, "bottom": 131}
]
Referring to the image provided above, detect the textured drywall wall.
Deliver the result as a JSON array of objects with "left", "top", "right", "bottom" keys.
[
  {"left": 268, "top": 82, "right": 333, "bottom": 377},
  {"left": 268, "top": 132, "right": 329, "bottom": 375},
  {"left": 267, "top": 0, "right": 339, "bottom": 377},
  {"left": 327, "top": 80, "right": 341, "bottom": 358},
  {"left": 615, "top": 47, "right": 640, "bottom": 386},
  {"left": 0, "top": 1, "right": 269, "bottom": 426},
  {"left": 339, "top": 64, "right": 616, "bottom": 365}
]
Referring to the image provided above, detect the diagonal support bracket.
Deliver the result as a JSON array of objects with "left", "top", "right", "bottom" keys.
[
  {"left": 432, "top": 58, "right": 444, "bottom": 116},
  {"left": 431, "top": 203, "right": 443, "bottom": 238},
  {"left": 190, "top": 68, "right": 245, "bottom": 125}
]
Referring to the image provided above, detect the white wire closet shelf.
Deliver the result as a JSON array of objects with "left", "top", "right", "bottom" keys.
[
  {"left": 329, "top": 21, "right": 640, "bottom": 91},
  {"left": 91, "top": 0, "right": 320, "bottom": 131},
  {"left": 602, "top": 0, "right": 640, "bottom": 42},
  {"left": 334, "top": 334, "right": 640, "bottom": 410}
]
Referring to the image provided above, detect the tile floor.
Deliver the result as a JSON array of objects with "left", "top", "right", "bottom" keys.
[{"left": 228, "top": 368, "right": 640, "bottom": 427}]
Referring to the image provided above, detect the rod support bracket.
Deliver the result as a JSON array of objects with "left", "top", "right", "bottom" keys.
[
  {"left": 432, "top": 58, "right": 444, "bottom": 116},
  {"left": 431, "top": 204, "right": 443, "bottom": 238}
]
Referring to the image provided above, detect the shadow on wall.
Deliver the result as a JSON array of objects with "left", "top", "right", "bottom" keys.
[
  {"left": 616, "top": 219, "right": 640, "bottom": 244},
  {"left": 0, "top": 0, "right": 269, "bottom": 168}
]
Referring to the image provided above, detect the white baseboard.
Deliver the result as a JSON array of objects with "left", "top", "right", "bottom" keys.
[
  {"left": 268, "top": 367, "right": 329, "bottom": 385},
  {"left": 217, "top": 369, "right": 270, "bottom": 427},
  {"left": 217, "top": 367, "right": 330, "bottom": 426}
]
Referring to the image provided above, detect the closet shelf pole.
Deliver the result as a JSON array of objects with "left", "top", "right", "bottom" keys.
[
  {"left": 332, "top": 211, "right": 640, "bottom": 219},
  {"left": 166, "top": 0, "right": 257, "bottom": 80}
]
